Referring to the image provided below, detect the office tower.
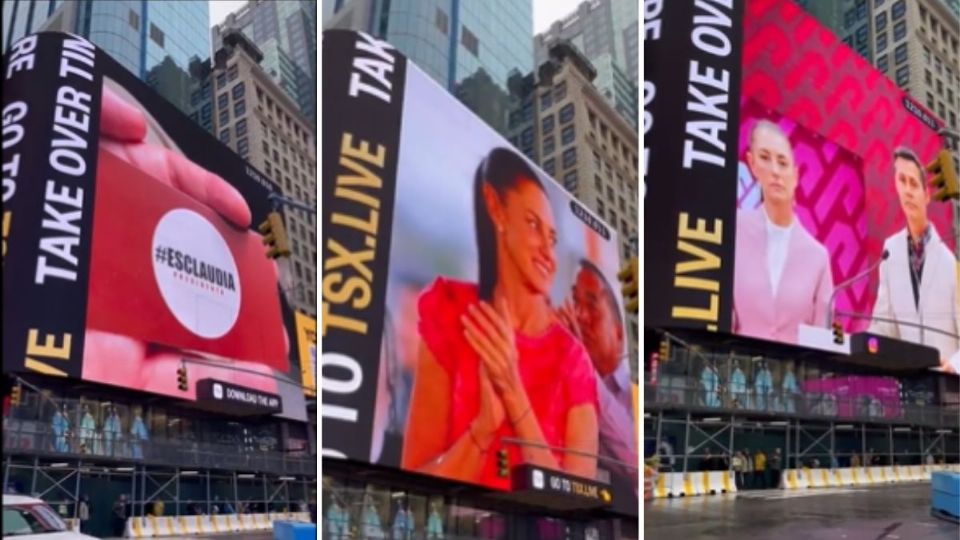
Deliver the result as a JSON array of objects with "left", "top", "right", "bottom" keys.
[
  {"left": 534, "top": 0, "right": 639, "bottom": 132},
  {"left": 2, "top": 0, "right": 210, "bottom": 120},
  {"left": 211, "top": 30, "right": 318, "bottom": 317},
  {"left": 325, "top": 0, "right": 533, "bottom": 137},
  {"left": 213, "top": 0, "right": 317, "bottom": 125}
]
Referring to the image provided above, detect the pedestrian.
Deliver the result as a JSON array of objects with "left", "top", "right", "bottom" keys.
[
  {"left": 113, "top": 494, "right": 128, "bottom": 537},
  {"left": 732, "top": 451, "right": 745, "bottom": 490},
  {"left": 743, "top": 448, "right": 754, "bottom": 489},
  {"left": 851, "top": 453, "right": 861, "bottom": 467},
  {"left": 769, "top": 448, "right": 783, "bottom": 489},
  {"left": 699, "top": 448, "right": 714, "bottom": 471},
  {"left": 754, "top": 449, "right": 768, "bottom": 489},
  {"left": 426, "top": 502, "right": 444, "bottom": 539},
  {"left": 78, "top": 495, "right": 90, "bottom": 534}
]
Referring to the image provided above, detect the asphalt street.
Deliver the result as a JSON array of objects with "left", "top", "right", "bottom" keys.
[{"left": 645, "top": 482, "right": 958, "bottom": 540}]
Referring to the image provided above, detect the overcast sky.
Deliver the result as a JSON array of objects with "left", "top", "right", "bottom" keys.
[{"left": 210, "top": 0, "right": 584, "bottom": 33}]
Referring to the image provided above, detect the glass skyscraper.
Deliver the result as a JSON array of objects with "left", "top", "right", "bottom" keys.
[
  {"left": 326, "top": 0, "right": 533, "bottom": 136},
  {"left": 2, "top": 0, "right": 210, "bottom": 119},
  {"left": 214, "top": 0, "right": 317, "bottom": 126}
]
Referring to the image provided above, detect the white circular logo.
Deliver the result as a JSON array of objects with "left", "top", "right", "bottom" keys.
[{"left": 151, "top": 209, "right": 241, "bottom": 338}]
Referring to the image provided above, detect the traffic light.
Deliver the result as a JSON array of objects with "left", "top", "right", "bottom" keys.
[
  {"left": 258, "top": 211, "right": 292, "bottom": 259},
  {"left": 618, "top": 257, "right": 639, "bottom": 314},
  {"left": 177, "top": 365, "right": 188, "bottom": 392},
  {"left": 496, "top": 448, "right": 509, "bottom": 478},
  {"left": 10, "top": 382, "right": 21, "bottom": 407},
  {"left": 658, "top": 338, "right": 670, "bottom": 362},
  {"left": 927, "top": 149, "right": 959, "bottom": 202},
  {"left": 832, "top": 322, "right": 844, "bottom": 345}
]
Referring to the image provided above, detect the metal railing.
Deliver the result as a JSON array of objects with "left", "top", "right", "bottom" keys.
[
  {"left": 2, "top": 422, "right": 314, "bottom": 476},
  {"left": 644, "top": 383, "right": 960, "bottom": 428}
]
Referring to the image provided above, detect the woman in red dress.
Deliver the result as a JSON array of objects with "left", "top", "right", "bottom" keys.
[{"left": 401, "top": 147, "right": 599, "bottom": 488}]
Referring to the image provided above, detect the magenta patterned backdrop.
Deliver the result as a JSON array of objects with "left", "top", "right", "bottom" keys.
[{"left": 737, "top": 98, "right": 871, "bottom": 332}]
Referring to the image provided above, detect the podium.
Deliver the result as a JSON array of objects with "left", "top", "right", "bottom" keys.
[{"left": 797, "top": 325, "right": 939, "bottom": 370}]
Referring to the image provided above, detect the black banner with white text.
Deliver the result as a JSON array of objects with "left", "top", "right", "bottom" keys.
[
  {"left": 643, "top": 0, "right": 744, "bottom": 333},
  {"left": 2, "top": 33, "right": 102, "bottom": 379},
  {"left": 320, "top": 30, "right": 406, "bottom": 461}
]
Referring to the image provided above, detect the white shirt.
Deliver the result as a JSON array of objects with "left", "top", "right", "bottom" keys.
[{"left": 763, "top": 208, "right": 794, "bottom": 297}]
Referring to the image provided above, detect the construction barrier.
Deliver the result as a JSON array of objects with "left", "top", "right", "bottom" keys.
[
  {"left": 774, "top": 466, "right": 952, "bottom": 491},
  {"left": 122, "top": 512, "right": 311, "bottom": 537}
]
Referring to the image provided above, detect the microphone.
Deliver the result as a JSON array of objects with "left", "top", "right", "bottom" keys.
[{"left": 825, "top": 249, "right": 890, "bottom": 328}]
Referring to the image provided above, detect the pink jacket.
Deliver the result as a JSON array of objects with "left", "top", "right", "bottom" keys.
[{"left": 733, "top": 209, "right": 834, "bottom": 344}]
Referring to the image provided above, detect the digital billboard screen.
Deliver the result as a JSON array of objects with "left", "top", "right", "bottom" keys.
[
  {"left": 645, "top": 0, "right": 958, "bottom": 373},
  {"left": 322, "top": 30, "right": 638, "bottom": 514},
  {"left": 2, "top": 32, "right": 309, "bottom": 420}
]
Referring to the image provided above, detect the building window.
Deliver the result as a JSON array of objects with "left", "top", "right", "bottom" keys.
[
  {"left": 521, "top": 127, "right": 534, "bottom": 148},
  {"left": 844, "top": 9, "right": 855, "bottom": 29},
  {"left": 559, "top": 103, "right": 574, "bottom": 124},
  {"left": 937, "top": 79, "right": 943, "bottom": 94},
  {"left": 950, "top": 112, "right": 957, "bottom": 130},
  {"left": 237, "top": 137, "right": 249, "bottom": 157},
  {"left": 618, "top": 196, "right": 626, "bottom": 212},
  {"left": 201, "top": 103, "right": 211, "bottom": 120},
  {"left": 234, "top": 99, "right": 246, "bottom": 117},
  {"left": 894, "top": 43, "right": 907, "bottom": 64},
  {"left": 938, "top": 102, "right": 945, "bottom": 118},
  {"left": 855, "top": 25, "right": 868, "bottom": 44},
  {"left": 554, "top": 81, "right": 567, "bottom": 101},
  {"left": 891, "top": 0, "right": 905, "bottom": 20},
  {"left": 219, "top": 110, "right": 229, "bottom": 125},
  {"left": 262, "top": 141, "right": 269, "bottom": 154},
  {"left": 522, "top": 102, "right": 533, "bottom": 121},
  {"left": 875, "top": 12, "right": 886, "bottom": 31},
  {"left": 236, "top": 118, "right": 247, "bottom": 137},
  {"left": 876, "top": 32, "right": 887, "bottom": 52},
  {"left": 877, "top": 54, "right": 888, "bottom": 72},
  {"left": 563, "top": 170, "right": 577, "bottom": 191},
  {"left": 893, "top": 20, "right": 906, "bottom": 41},
  {"left": 542, "top": 115, "right": 555, "bottom": 135},
  {"left": 935, "top": 57, "right": 942, "bottom": 75},
  {"left": 543, "top": 135, "right": 555, "bottom": 156},
  {"left": 435, "top": 8, "right": 448, "bottom": 35},
  {"left": 217, "top": 93, "right": 229, "bottom": 110},
  {"left": 149, "top": 23, "right": 164, "bottom": 48},
  {"left": 924, "top": 46, "right": 931, "bottom": 64},
  {"left": 927, "top": 92, "right": 934, "bottom": 108},
  {"left": 128, "top": 9, "right": 140, "bottom": 30},
  {"left": 562, "top": 147, "right": 576, "bottom": 168},
  {"left": 874, "top": 0, "right": 885, "bottom": 6},
  {"left": 594, "top": 175, "right": 602, "bottom": 191},
  {"left": 461, "top": 26, "right": 479, "bottom": 56},
  {"left": 232, "top": 82, "right": 245, "bottom": 100},
  {"left": 219, "top": 129, "right": 230, "bottom": 143},
  {"left": 540, "top": 91, "right": 552, "bottom": 110},
  {"left": 228, "top": 63, "right": 239, "bottom": 81},
  {"left": 561, "top": 124, "right": 575, "bottom": 145},
  {"left": 895, "top": 65, "right": 909, "bottom": 86},
  {"left": 543, "top": 158, "right": 555, "bottom": 176},
  {"left": 926, "top": 70, "right": 933, "bottom": 84}
]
